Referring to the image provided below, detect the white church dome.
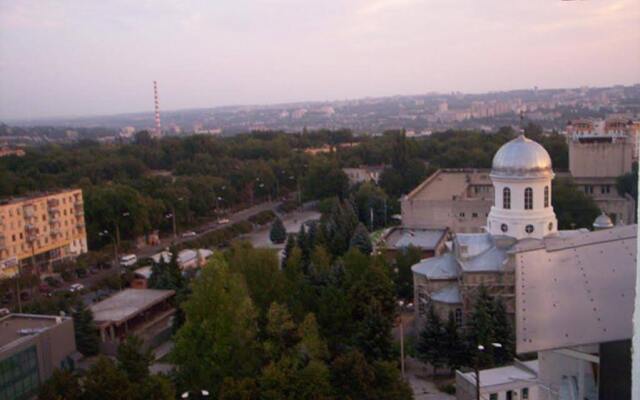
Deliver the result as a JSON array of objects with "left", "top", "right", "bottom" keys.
[
  {"left": 491, "top": 135, "right": 553, "bottom": 178},
  {"left": 593, "top": 212, "right": 614, "bottom": 230}
]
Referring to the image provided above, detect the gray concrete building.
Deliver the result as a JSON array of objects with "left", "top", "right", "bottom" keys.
[{"left": 0, "top": 313, "right": 77, "bottom": 400}]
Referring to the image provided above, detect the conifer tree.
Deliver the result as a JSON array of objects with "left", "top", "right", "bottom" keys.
[
  {"left": 281, "top": 234, "right": 296, "bottom": 268},
  {"left": 349, "top": 223, "right": 373, "bottom": 255},
  {"left": 492, "top": 298, "right": 515, "bottom": 365},
  {"left": 269, "top": 217, "right": 286, "bottom": 244},
  {"left": 416, "top": 304, "right": 446, "bottom": 373},
  {"left": 443, "top": 311, "right": 468, "bottom": 371},
  {"left": 72, "top": 301, "right": 100, "bottom": 356}
]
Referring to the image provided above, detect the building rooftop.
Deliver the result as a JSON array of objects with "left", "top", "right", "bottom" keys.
[
  {"left": 0, "top": 313, "right": 68, "bottom": 351},
  {"left": 0, "top": 188, "right": 82, "bottom": 206},
  {"left": 458, "top": 360, "right": 539, "bottom": 388},
  {"left": 384, "top": 227, "right": 447, "bottom": 250},
  {"left": 90, "top": 289, "right": 175, "bottom": 326},
  {"left": 514, "top": 224, "right": 637, "bottom": 353},
  {"left": 412, "top": 252, "right": 459, "bottom": 280},
  {"left": 431, "top": 285, "right": 462, "bottom": 304},
  {"left": 405, "top": 169, "right": 491, "bottom": 201}
]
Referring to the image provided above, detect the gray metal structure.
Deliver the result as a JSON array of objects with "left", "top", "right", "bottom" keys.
[{"left": 513, "top": 224, "right": 636, "bottom": 354}]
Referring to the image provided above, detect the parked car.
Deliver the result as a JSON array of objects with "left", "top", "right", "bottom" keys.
[
  {"left": 119, "top": 254, "right": 138, "bottom": 267},
  {"left": 217, "top": 218, "right": 230, "bottom": 225},
  {"left": 69, "top": 283, "right": 85, "bottom": 293},
  {"left": 181, "top": 231, "right": 197, "bottom": 238},
  {"left": 44, "top": 276, "right": 63, "bottom": 288}
]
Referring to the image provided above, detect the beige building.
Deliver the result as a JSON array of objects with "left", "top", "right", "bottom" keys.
[
  {"left": 401, "top": 169, "right": 493, "bottom": 233},
  {"left": 568, "top": 132, "right": 636, "bottom": 224},
  {"left": 0, "top": 189, "right": 88, "bottom": 279}
]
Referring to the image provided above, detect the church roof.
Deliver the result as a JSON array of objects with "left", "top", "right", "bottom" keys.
[
  {"left": 491, "top": 135, "right": 553, "bottom": 179},
  {"left": 411, "top": 252, "right": 459, "bottom": 279},
  {"left": 431, "top": 284, "right": 462, "bottom": 304}
]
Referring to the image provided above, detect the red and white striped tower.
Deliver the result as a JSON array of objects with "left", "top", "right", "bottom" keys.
[{"left": 153, "top": 80, "right": 162, "bottom": 138}]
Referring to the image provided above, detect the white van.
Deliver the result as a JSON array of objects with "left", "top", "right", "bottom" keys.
[{"left": 119, "top": 254, "right": 138, "bottom": 267}]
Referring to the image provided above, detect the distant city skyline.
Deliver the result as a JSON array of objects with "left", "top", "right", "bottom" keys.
[{"left": 1, "top": 0, "right": 639, "bottom": 120}]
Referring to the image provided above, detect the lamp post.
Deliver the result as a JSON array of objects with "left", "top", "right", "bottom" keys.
[
  {"left": 474, "top": 343, "right": 502, "bottom": 400},
  {"left": 99, "top": 230, "right": 121, "bottom": 291}
]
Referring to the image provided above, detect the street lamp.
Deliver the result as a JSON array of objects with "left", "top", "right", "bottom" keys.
[{"left": 474, "top": 342, "right": 502, "bottom": 400}]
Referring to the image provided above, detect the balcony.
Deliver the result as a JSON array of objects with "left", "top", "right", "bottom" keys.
[
  {"left": 47, "top": 198, "right": 60, "bottom": 207},
  {"left": 76, "top": 222, "right": 86, "bottom": 229},
  {"left": 23, "top": 204, "right": 35, "bottom": 217}
]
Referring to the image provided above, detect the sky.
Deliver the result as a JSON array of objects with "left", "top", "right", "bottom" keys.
[{"left": 0, "top": 0, "right": 639, "bottom": 120}]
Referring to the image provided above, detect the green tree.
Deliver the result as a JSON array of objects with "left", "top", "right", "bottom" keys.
[
  {"left": 443, "top": 311, "right": 468, "bottom": 371},
  {"left": 352, "top": 182, "right": 388, "bottom": 230},
  {"left": 281, "top": 234, "right": 297, "bottom": 268},
  {"left": 149, "top": 250, "right": 184, "bottom": 291},
  {"left": 492, "top": 299, "right": 515, "bottom": 365},
  {"left": 72, "top": 301, "right": 100, "bottom": 356},
  {"left": 269, "top": 217, "right": 287, "bottom": 244},
  {"left": 172, "top": 256, "right": 260, "bottom": 394},
  {"left": 116, "top": 335, "right": 153, "bottom": 382},
  {"left": 81, "top": 356, "right": 133, "bottom": 400},
  {"left": 302, "top": 158, "right": 349, "bottom": 201},
  {"left": 394, "top": 246, "right": 422, "bottom": 301},
  {"left": 416, "top": 305, "right": 447, "bottom": 373},
  {"left": 617, "top": 162, "right": 638, "bottom": 221},
  {"left": 349, "top": 223, "right": 373, "bottom": 255},
  {"left": 552, "top": 178, "right": 600, "bottom": 229},
  {"left": 38, "top": 369, "right": 82, "bottom": 400},
  {"left": 465, "top": 286, "right": 497, "bottom": 368}
]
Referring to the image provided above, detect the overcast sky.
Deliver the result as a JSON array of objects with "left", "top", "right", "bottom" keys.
[{"left": 1, "top": 0, "right": 639, "bottom": 120}]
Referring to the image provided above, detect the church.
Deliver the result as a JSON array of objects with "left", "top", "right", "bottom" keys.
[{"left": 412, "top": 134, "right": 637, "bottom": 398}]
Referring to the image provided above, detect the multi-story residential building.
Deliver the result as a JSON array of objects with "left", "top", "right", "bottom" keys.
[
  {"left": 566, "top": 116, "right": 640, "bottom": 160},
  {"left": 401, "top": 169, "right": 494, "bottom": 233},
  {"left": 0, "top": 189, "right": 88, "bottom": 279},
  {"left": 342, "top": 165, "right": 385, "bottom": 186},
  {"left": 0, "top": 312, "right": 77, "bottom": 400}
]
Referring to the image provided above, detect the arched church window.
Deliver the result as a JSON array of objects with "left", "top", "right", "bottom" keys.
[
  {"left": 544, "top": 186, "right": 549, "bottom": 208},
  {"left": 524, "top": 187, "right": 533, "bottom": 210},
  {"left": 503, "top": 187, "right": 511, "bottom": 209}
]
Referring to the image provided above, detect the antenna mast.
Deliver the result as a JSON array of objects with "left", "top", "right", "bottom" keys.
[{"left": 153, "top": 80, "right": 162, "bottom": 138}]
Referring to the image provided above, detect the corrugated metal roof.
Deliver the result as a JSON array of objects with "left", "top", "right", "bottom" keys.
[
  {"left": 431, "top": 285, "right": 462, "bottom": 304},
  {"left": 412, "top": 252, "right": 460, "bottom": 279},
  {"left": 459, "top": 245, "right": 508, "bottom": 273},
  {"left": 515, "top": 224, "right": 637, "bottom": 354}
]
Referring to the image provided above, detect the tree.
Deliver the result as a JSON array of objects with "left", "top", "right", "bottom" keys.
[
  {"left": 116, "top": 335, "right": 154, "bottom": 382},
  {"left": 149, "top": 249, "right": 184, "bottom": 291},
  {"left": 552, "top": 178, "right": 600, "bottom": 229},
  {"left": 394, "top": 246, "right": 422, "bottom": 301},
  {"left": 281, "top": 234, "right": 296, "bottom": 268},
  {"left": 443, "top": 311, "right": 468, "bottom": 371},
  {"left": 269, "top": 217, "right": 287, "bottom": 244},
  {"left": 81, "top": 356, "right": 133, "bottom": 400},
  {"left": 172, "top": 256, "right": 260, "bottom": 394},
  {"left": 39, "top": 369, "right": 82, "bottom": 400},
  {"left": 416, "top": 304, "right": 447, "bottom": 373},
  {"left": 352, "top": 182, "right": 388, "bottom": 230},
  {"left": 617, "top": 162, "right": 638, "bottom": 221},
  {"left": 72, "top": 301, "right": 100, "bottom": 356},
  {"left": 465, "top": 286, "right": 497, "bottom": 368},
  {"left": 492, "top": 299, "right": 515, "bottom": 366},
  {"left": 349, "top": 223, "right": 372, "bottom": 255},
  {"left": 302, "top": 158, "right": 349, "bottom": 201}
]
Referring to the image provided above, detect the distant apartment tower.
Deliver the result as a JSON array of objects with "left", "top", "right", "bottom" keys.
[
  {"left": 0, "top": 189, "right": 88, "bottom": 279},
  {"left": 152, "top": 80, "right": 162, "bottom": 138},
  {"left": 401, "top": 169, "right": 493, "bottom": 233},
  {"left": 566, "top": 117, "right": 640, "bottom": 160}
]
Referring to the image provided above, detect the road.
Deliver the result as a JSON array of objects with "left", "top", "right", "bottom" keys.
[{"left": 241, "top": 209, "right": 321, "bottom": 248}]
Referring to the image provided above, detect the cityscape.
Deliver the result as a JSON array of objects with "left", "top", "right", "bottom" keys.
[{"left": 1, "top": 1, "right": 639, "bottom": 400}]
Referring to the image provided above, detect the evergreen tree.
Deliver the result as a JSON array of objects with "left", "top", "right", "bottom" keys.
[
  {"left": 394, "top": 245, "right": 422, "bottom": 301},
  {"left": 269, "top": 217, "right": 287, "bottom": 244},
  {"left": 116, "top": 335, "right": 154, "bottom": 382},
  {"left": 416, "top": 304, "right": 446, "bottom": 373},
  {"left": 492, "top": 298, "right": 515, "bottom": 366},
  {"left": 281, "top": 234, "right": 296, "bottom": 268},
  {"left": 349, "top": 223, "right": 372, "bottom": 255},
  {"left": 72, "top": 301, "right": 100, "bottom": 356},
  {"left": 81, "top": 356, "right": 133, "bottom": 400},
  {"left": 465, "top": 286, "right": 498, "bottom": 368},
  {"left": 38, "top": 369, "right": 82, "bottom": 400},
  {"left": 443, "top": 311, "right": 468, "bottom": 371},
  {"left": 149, "top": 249, "right": 184, "bottom": 291}
]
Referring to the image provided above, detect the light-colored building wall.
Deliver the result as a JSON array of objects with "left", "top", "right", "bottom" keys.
[
  {"left": 569, "top": 140, "right": 633, "bottom": 179},
  {"left": 0, "top": 189, "right": 88, "bottom": 278},
  {"left": 402, "top": 169, "right": 493, "bottom": 233}
]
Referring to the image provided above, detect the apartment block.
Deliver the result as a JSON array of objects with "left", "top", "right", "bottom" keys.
[{"left": 0, "top": 189, "right": 88, "bottom": 279}]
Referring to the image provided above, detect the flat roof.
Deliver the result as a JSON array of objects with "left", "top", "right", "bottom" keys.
[
  {"left": 384, "top": 227, "right": 447, "bottom": 250},
  {"left": 458, "top": 360, "right": 539, "bottom": 388},
  {"left": 0, "top": 188, "right": 82, "bottom": 206},
  {"left": 90, "top": 289, "right": 174, "bottom": 325},
  {"left": 0, "top": 314, "right": 68, "bottom": 351}
]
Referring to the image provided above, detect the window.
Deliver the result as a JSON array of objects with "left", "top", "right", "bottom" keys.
[
  {"left": 525, "top": 224, "right": 534, "bottom": 234},
  {"left": 584, "top": 185, "right": 594, "bottom": 194},
  {"left": 459, "top": 212, "right": 465, "bottom": 218},
  {"left": 522, "top": 387, "right": 529, "bottom": 399},
  {"left": 503, "top": 187, "right": 511, "bottom": 209},
  {"left": 501, "top": 223, "right": 508, "bottom": 232},
  {"left": 506, "top": 390, "right": 513, "bottom": 400},
  {"left": 472, "top": 212, "right": 478, "bottom": 218},
  {"left": 489, "top": 394, "right": 498, "bottom": 400},
  {"left": 544, "top": 185, "right": 549, "bottom": 208},
  {"left": 455, "top": 308, "right": 462, "bottom": 325},
  {"left": 524, "top": 187, "right": 533, "bottom": 210},
  {"left": 601, "top": 185, "right": 610, "bottom": 194},
  {"left": 548, "top": 222, "right": 554, "bottom": 231},
  {"left": 0, "top": 346, "right": 40, "bottom": 400}
]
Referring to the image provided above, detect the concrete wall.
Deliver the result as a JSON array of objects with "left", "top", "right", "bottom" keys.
[
  {"left": 402, "top": 198, "right": 491, "bottom": 233},
  {"left": 569, "top": 141, "right": 633, "bottom": 179},
  {"left": 537, "top": 347, "right": 599, "bottom": 400}
]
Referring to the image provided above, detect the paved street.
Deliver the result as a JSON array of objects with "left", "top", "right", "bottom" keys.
[
  {"left": 241, "top": 209, "right": 321, "bottom": 248},
  {"left": 405, "top": 357, "right": 456, "bottom": 400}
]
